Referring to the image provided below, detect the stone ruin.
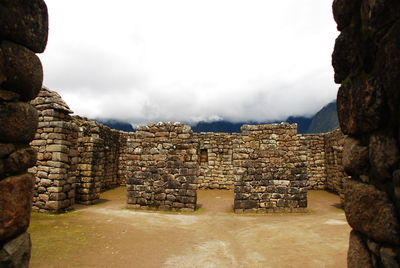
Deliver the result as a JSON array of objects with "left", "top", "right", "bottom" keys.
[
  {"left": 1, "top": 0, "right": 399, "bottom": 266},
  {"left": 28, "top": 87, "right": 348, "bottom": 214}
]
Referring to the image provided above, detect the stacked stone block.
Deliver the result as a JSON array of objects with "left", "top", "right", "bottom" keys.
[
  {"left": 28, "top": 87, "right": 349, "bottom": 216},
  {"left": 125, "top": 122, "right": 198, "bottom": 212},
  {"left": 300, "top": 134, "right": 327, "bottom": 190},
  {"left": 332, "top": 0, "right": 400, "bottom": 265},
  {"left": 0, "top": 1, "right": 49, "bottom": 266},
  {"left": 233, "top": 124, "right": 308, "bottom": 213},
  {"left": 29, "top": 88, "right": 78, "bottom": 213},
  {"left": 324, "top": 129, "right": 348, "bottom": 203},
  {"left": 193, "top": 132, "right": 237, "bottom": 189},
  {"left": 74, "top": 117, "right": 121, "bottom": 205}
]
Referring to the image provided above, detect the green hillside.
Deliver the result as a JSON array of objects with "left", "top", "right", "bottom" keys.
[{"left": 307, "top": 101, "right": 339, "bottom": 133}]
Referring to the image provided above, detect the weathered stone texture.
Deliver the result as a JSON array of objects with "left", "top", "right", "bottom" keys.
[
  {"left": 0, "top": 1, "right": 48, "bottom": 266},
  {"left": 344, "top": 180, "right": 400, "bottom": 245},
  {"left": 342, "top": 137, "right": 369, "bottom": 176},
  {"left": 333, "top": 0, "right": 400, "bottom": 265},
  {"left": 193, "top": 132, "right": 236, "bottom": 189},
  {"left": 0, "top": 232, "right": 31, "bottom": 268},
  {"left": 29, "top": 88, "right": 348, "bottom": 215},
  {"left": 124, "top": 122, "right": 198, "bottom": 212},
  {"left": 0, "top": 41, "right": 43, "bottom": 101},
  {"left": 29, "top": 88, "right": 78, "bottom": 213},
  {"left": 233, "top": 124, "right": 308, "bottom": 213},
  {"left": 0, "top": 0, "right": 49, "bottom": 53},
  {"left": 74, "top": 116, "right": 122, "bottom": 205},
  {"left": 324, "top": 129, "right": 348, "bottom": 203},
  {"left": 0, "top": 102, "right": 38, "bottom": 143},
  {"left": 300, "top": 134, "right": 327, "bottom": 190},
  {"left": 0, "top": 174, "right": 34, "bottom": 243},
  {"left": 348, "top": 230, "right": 373, "bottom": 268}
]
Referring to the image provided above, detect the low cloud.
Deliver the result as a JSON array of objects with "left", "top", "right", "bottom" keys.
[{"left": 40, "top": 0, "right": 339, "bottom": 127}]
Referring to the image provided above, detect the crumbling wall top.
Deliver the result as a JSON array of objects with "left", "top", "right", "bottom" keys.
[{"left": 30, "top": 87, "right": 72, "bottom": 114}]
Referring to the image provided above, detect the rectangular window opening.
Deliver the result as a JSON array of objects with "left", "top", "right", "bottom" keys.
[{"left": 200, "top": 149, "right": 208, "bottom": 165}]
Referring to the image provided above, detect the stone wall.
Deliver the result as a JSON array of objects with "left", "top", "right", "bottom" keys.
[
  {"left": 300, "top": 134, "right": 327, "bottom": 190},
  {"left": 233, "top": 124, "right": 308, "bottom": 213},
  {"left": 332, "top": 0, "right": 400, "bottom": 265},
  {"left": 0, "top": 1, "right": 49, "bottom": 267},
  {"left": 28, "top": 90, "right": 349, "bottom": 214},
  {"left": 124, "top": 123, "right": 198, "bottom": 212},
  {"left": 29, "top": 88, "right": 78, "bottom": 213},
  {"left": 193, "top": 132, "right": 237, "bottom": 189},
  {"left": 28, "top": 87, "right": 349, "bottom": 216},
  {"left": 324, "top": 129, "right": 348, "bottom": 203},
  {"left": 74, "top": 116, "right": 122, "bottom": 205}
]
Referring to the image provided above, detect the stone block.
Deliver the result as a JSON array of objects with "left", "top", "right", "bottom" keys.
[
  {"left": 0, "top": 0, "right": 48, "bottom": 53},
  {"left": 0, "top": 174, "right": 33, "bottom": 242},
  {"left": 0, "top": 143, "right": 15, "bottom": 158},
  {"left": 0, "top": 41, "right": 43, "bottom": 100},
  {"left": 4, "top": 147, "right": 37, "bottom": 174},
  {"left": 0, "top": 102, "right": 38, "bottom": 143},
  {"left": 0, "top": 232, "right": 31, "bottom": 268},
  {"left": 344, "top": 180, "right": 400, "bottom": 245},
  {"left": 347, "top": 231, "right": 373, "bottom": 268}
]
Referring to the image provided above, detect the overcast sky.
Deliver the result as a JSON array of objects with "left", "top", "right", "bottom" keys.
[{"left": 40, "top": 0, "right": 339, "bottom": 126}]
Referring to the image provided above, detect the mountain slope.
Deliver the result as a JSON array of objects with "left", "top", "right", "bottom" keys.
[
  {"left": 307, "top": 101, "right": 339, "bottom": 133},
  {"left": 93, "top": 119, "right": 135, "bottom": 132}
]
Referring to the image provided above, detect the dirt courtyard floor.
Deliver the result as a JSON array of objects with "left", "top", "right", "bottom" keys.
[{"left": 29, "top": 187, "right": 350, "bottom": 268}]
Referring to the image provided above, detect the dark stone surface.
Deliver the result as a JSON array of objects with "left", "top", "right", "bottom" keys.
[
  {"left": 0, "top": 90, "right": 20, "bottom": 102},
  {"left": 342, "top": 137, "right": 369, "bottom": 176},
  {"left": 0, "top": 41, "right": 43, "bottom": 101},
  {"left": 0, "top": 102, "right": 38, "bottom": 143},
  {"left": 380, "top": 20, "right": 400, "bottom": 116},
  {"left": 344, "top": 180, "right": 400, "bottom": 245},
  {"left": 0, "top": 144, "right": 15, "bottom": 158},
  {"left": 337, "top": 78, "right": 386, "bottom": 135},
  {"left": 332, "top": 0, "right": 362, "bottom": 31},
  {"left": 0, "top": 0, "right": 48, "bottom": 53},
  {"left": 369, "top": 133, "right": 399, "bottom": 181},
  {"left": 332, "top": 28, "right": 362, "bottom": 84},
  {"left": 394, "top": 169, "right": 400, "bottom": 199},
  {"left": 0, "top": 232, "right": 31, "bottom": 268},
  {"left": 4, "top": 147, "right": 37, "bottom": 175},
  {"left": 347, "top": 230, "right": 373, "bottom": 268},
  {"left": 0, "top": 174, "right": 34, "bottom": 242}
]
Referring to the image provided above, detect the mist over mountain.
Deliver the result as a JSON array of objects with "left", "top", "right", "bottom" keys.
[
  {"left": 191, "top": 100, "right": 338, "bottom": 134},
  {"left": 95, "top": 100, "right": 339, "bottom": 134},
  {"left": 306, "top": 101, "right": 339, "bottom": 133},
  {"left": 93, "top": 119, "right": 135, "bottom": 132}
]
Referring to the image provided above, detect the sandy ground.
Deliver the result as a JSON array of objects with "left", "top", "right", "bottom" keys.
[{"left": 29, "top": 187, "right": 350, "bottom": 268}]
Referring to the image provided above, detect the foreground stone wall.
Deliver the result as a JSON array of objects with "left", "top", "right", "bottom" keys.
[
  {"left": 193, "top": 132, "right": 237, "bottom": 189},
  {"left": 332, "top": 0, "right": 400, "bottom": 265},
  {"left": 0, "top": 1, "right": 49, "bottom": 267},
  {"left": 233, "top": 124, "right": 308, "bottom": 213},
  {"left": 124, "top": 123, "right": 198, "bottom": 212}
]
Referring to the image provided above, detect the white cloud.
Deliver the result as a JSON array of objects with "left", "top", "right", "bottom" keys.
[{"left": 40, "top": 0, "right": 339, "bottom": 125}]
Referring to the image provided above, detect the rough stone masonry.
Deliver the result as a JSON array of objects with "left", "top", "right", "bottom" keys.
[
  {"left": 332, "top": 0, "right": 400, "bottom": 266},
  {"left": 28, "top": 87, "right": 348, "bottom": 213},
  {"left": 0, "top": 1, "right": 49, "bottom": 267}
]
